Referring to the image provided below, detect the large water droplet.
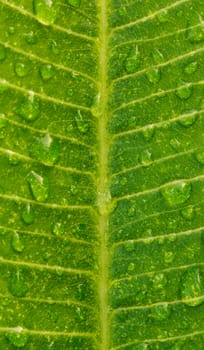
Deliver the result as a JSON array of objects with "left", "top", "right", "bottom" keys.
[
  {"left": 21, "top": 203, "right": 35, "bottom": 224},
  {"left": 178, "top": 114, "right": 197, "bottom": 127},
  {"left": 39, "top": 64, "right": 55, "bottom": 80},
  {"left": 181, "top": 267, "right": 204, "bottom": 306},
  {"left": 187, "top": 25, "right": 204, "bottom": 43},
  {"left": 195, "top": 149, "right": 204, "bottom": 164},
  {"left": 161, "top": 181, "right": 191, "bottom": 206},
  {"left": 67, "top": 0, "right": 81, "bottom": 7},
  {"left": 11, "top": 232, "right": 24, "bottom": 253},
  {"left": 51, "top": 222, "right": 65, "bottom": 236},
  {"left": 146, "top": 67, "right": 161, "bottom": 84},
  {"left": 140, "top": 150, "right": 152, "bottom": 166},
  {"left": 28, "top": 170, "right": 49, "bottom": 202},
  {"left": 9, "top": 270, "right": 27, "bottom": 297},
  {"left": 17, "top": 92, "right": 40, "bottom": 122},
  {"left": 125, "top": 46, "right": 141, "bottom": 73},
  {"left": 33, "top": 0, "right": 58, "bottom": 25},
  {"left": 6, "top": 327, "right": 29, "bottom": 348},
  {"left": 14, "top": 62, "right": 29, "bottom": 77},
  {"left": 0, "top": 45, "right": 6, "bottom": 61},
  {"left": 74, "top": 110, "right": 89, "bottom": 134},
  {"left": 181, "top": 205, "right": 194, "bottom": 220},
  {"left": 151, "top": 303, "right": 171, "bottom": 320},
  {"left": 184, "top": 61, "right": 198, "bottom": 74},
  {"left": 29, "top": 133, "right": 59, "bottom": 165},
  {"left": 24, "top": 31, "right": 38, "bottom": 45},
  {"left": 176, "top": 84, "right": 193, "bottom": 100}
]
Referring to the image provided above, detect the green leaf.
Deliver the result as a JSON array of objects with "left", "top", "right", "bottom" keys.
[{"left": 0, "top": 0, "right": 204, "bottom": 349}]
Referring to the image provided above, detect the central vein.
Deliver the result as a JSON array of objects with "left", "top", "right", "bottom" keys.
[{"left": 97, "top": 0, "right": 110, "bottom": 349}]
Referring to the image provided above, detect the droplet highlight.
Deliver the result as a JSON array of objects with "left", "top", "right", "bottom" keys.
[
  {"left": 146, "top": 67, "right": 161, "bottom": 84},
  {"left": 14, "top": 62, "right": 29, "bottom": 77},
  {"left": 28, "top": 170, "right": 49, "bottom": 202},
  {"left": 6, "top": 327, "right": 29, "bottom": 348},
  {"left": 39, "top": 64, "right": 55, "bottom": 80},
  {"left": 11, "top": 232, "right": 24, "bottom": 253},
  {"left": 125, "top": 46, "right": 141, "bottom": 74},
  {"left": 33, "top": 0, "right": 58, "bottom": 25},
  {"left": 21, "top": 203, "right": 35, "bottom": 224},
  {"left": 9, "top": 270, "right": 27, "bottom": 297},
  {"left": 51, "top": 222, "right": 65, "bottom": 236},
  {"left": 140, "top": 150, "right": 152, "bottom": 166},
  {"left": 75, "top": 110, "right": 89, "bottom": 134},
  {"left": 176, "top": 84, "right": 193, "bottom": 100},
  {"left": 184, "top": 61, "right": 198, "bottom": 74},
  {"left": 29, "top": 133, "right": 59, "bottom": 165},
  {"left": 161, "top": 181, "right": 191, "bottom": 206},
  {"left": 17, "top": 92, "right": 40, "bottom": 122}
]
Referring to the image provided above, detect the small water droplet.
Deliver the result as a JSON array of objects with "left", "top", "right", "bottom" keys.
[
  {"left": 187, "top": 25, "right": 204, "bottom": 43},
  {"left": 125, "top": 46, "right": 141, "bottom": 73},
  {"left": 152, "top": 273, "right": 167, "bottom": 290},
  {"left": 0, "top": 114, "right": 8, "bottom": 139},
  {"left": 195, "top": 149, "right": 204, "bottom": 165},
  {"left": 8, "top": 26, "right": 15, "bottom": 35},
  {"left": 24, "top": 31, "right": 38, "bottom": 45},
  {"left": 70, "top": 185, "right": 78, "bottom": 195},
  {"left": 151, "top": 303, "right": 171, "bottom": 320},
  {"left": 50, "top": 40, "right": 59, "bottom": 55},
  {"left": 142, "top": 125, "right": 155, "bottom": 140},
  {"left": 29, "top": 133, "right": 59, "bottom": 165},
  {"left": 67, "top": 0, "right": 81, "bottom": 7},
  {"left": 21, "top": 203, "right": 35, "bottom": 224},
  {"left": 181, "top": 205, "right": 195, "bottom": 220},
  {"left": 176, "top": 84, "right": 193, "bottom": 100},
  {"left": 164, "top": 251, "right": 174, "bottom": 263},
  {"left": 178, "top": 114, "right": 197, "bottom": 127},
  {"left": 7, "top": 150, "right": 21, "bottom": 165},
  {"left": 33, "top": 0, "right": 58, "bottom": 25},
  {"left": 124, "top": 240, "right": 135, "bottom": 252},
  {"left": 161, "top": 181, "right": 191, "bottom": 206},
  {"left": 152, "top": 49, "right": 164, "bottom": 64},
  {"left": 157, "top": 10, "right": 169, "bottom": 23},
  {"left": 0, "top": 45, "right": 6, "bottom": 61},
  {"left": 128, "top": 262, "right": 135, "bottom": 271},
  {"left": 51, "top": 222, "right": 65, "bottom": 236},
  {"left": 39, "top": 64, "right": 55, "bottom": 80},
  {"left": 9, "top": 270, "right": 27, "bottom": 297},
  {"left": 146, "top": 67, "right": 161, "bottom": 84},
  {"left": 17, "top": 92, "right": 40, "bottom": 122},
  {"left": 184, "top": 61, "right": 198, "bottom": 74},
  {"left": 181, "top": 267, "right": 204, "bottom": 306},
  {"left": 28, "top": 170, "right": 49, "bottom": 202},
  {"left": 74, "top": 110, "right": 89, "bottom": 134},
  {"left": 6, "top": 327, "right": 29, "bottom": 348},
  {"left": 11, "top": 232, "right": 24, "bottom": 253},
  {"left": 169, "top": 138, "right": 181, "bottom": 152},
  {"left": 140, "top": 150, "right": 152, "bottom": 166},
  {"left": 14, "top": 62, "right": 29, "bottom": 77}
]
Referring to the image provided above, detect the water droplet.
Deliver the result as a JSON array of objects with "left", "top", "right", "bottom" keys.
[
  {"left": 28, "top": 170, "right": 49, "bottom": 202},
  {"left": 6, "top": 327, "right": 29, "bottom": 348},
  {"left": 142, "top": 125, "right": 155, "bottom": 140},
  {"left": 14, "top": 62, "right": 29, "bottom": 77},
  {"left": 140, "top": 150, "right": 152, "bottom": 166},
  {"left": 124, "top": 240, "right": 135, "bottom": 252},
  {"left": 169, "top": 138, "right": 181, "bottom": 152},
  {"left": 157, "top": 10, "right": 169, "bottom": 23},
  {"left": 181, "top": 267, "right": 204, "bottom": 306},
  {"left": 164, "top": 251, "right": 174, "bottom": 263},
  {"left": 9, "top": 270, "right": 27, "bottom": 297},
  {"left": 50, "top": 40, "right": 59, "bottom": 55},
  {"left": 24, "top": 31, "right": 38, "bottom": 45},
  {"left": 7, "top": 150, "right": 21, "bottom": 165},
  {"left": 11, "top": 232, "right": 24, "bottom": 253},
  {"left": 17, "top": 92, "right": 40, "bottom": 122},
  {"left": 39, "top": 64, "right": 55, "bottom": 80},
  {"left": 152, "top": 49, "right": 164, "bottom": 64},
  {"left": 151, "top": 303, "right": 171, "bottom": 320},
  {"left": 131, "top": 344, "right": 148, "bottom": 350},
  {"left": 0, "top": 45, "right": 6, "bottom": 61},
  {"left": 8, "top": 26, "right": 15, "bottom": 35},
  {"left": 67, "top": 0, "right": 81, "bottom": 7},
  {"left": 187, "top": 25, "right": 204, "bottom": 43},
  {"left": 51, "top": 222, "right": 65, "bottom": 236},
  {"left": 181, "top": 205, "right": 195, "bottom": 220},
  {"left": 195, "top": 149, "right": 204, "bottom": 165},
  {"left": 21, "top": 203, "right": 35, "bottom": 224},
  {"left": 176, "top": 84, "right": 193, "bottom": 100},
  {"left": 178, "top": 114, "right": 197, "bottom": 127},
  {"left": 0, "top": 114, "right": 8, "bottom": 139},
  {"left": 33, "top": 0, "right": 58, "bottom": 25},
  {"left": 125, "top": 46, "right": 141, "bottom": 73},
  {"left": 152, "top": 273, "right": 167, "bottom": 290},
  {"left": 146, "top": 67, "right": 161, "bottom": 84},
  {"left": 128, "top": 262, "right": 135, "bottom": 271},
  {"left": 29, "top": 133, "right": 59, "bottom": 165},
  {"left": 161, "top": 181, "right": 191, "bottom": 206},
  {"left": 184, "top": 61, "right": 198, "bottom": 74},
  {"left": 74, "top": 110, "right": 89, "bottom": 134},
  {"left": 70, "top": 185, "right": 78, "bottom": 195}
]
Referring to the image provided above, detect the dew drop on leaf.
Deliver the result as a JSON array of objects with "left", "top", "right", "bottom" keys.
[
  {"left": 142, "top": 125, "right": 155, "bottom": 140},
  {"left": 169, "top": 138, "right": 181, "bottom": 152},
  {"left": 178, "top": 114, "right": 197, "bottom": 127},
  {"left": 21, "top": 203, "right": 35, "bottom": 224},
  {"left": 28, "top": 170, "right": 49, "bottom": 202},
  {"left": 75, "top": 110, "right": 90, "bottom": 134},
  {"left": 6, "top": 327, "right": 29, "bottom": 348},
  {"left": 152, "top": 48, "right": 164, "bottom": 64},
  {"left": 176, "top": 84, "right": 193, "bottom": 100},
  {"left": 7, "top": 150, "right": 21, "bottom": 166},
  {"left": 11, "top": 232, "right": 24, "bottom": 253},
  {"left": 146, "top": 67, "right": 161, "bottom": 84},
  {"left": 139, "top": 150, "right": 152, "bottom": 166},
  {"left": 51, "top": 222, "right": 65, "bottom": 236},
  {"left": 184, "top": 61, "right": 198, "bottom": 74},
  {"left": 39, "top": 64, "right": 55, "bottom": 80},
  {"left": 187, "top": 25, "right": 204, "bottom": 43},
  {"left": 195, "top": 149, "right": 204, "bottom": 165},
  {"left": 157, "top": 9, "right": 169, "bottom": 23},
  {"left": 124, "top": 240, "right": 135, "bottom": 252},
  {"left": 125, "top": 47, "right": 141, "bottom": 73},
  {"left": 128, "top": 262, "right": 135, "bottom": 271},
  {"left": 0, "top": 44, "right": 6, "bottom": 61},
  {"left": 164, "top": 251, "right": 174, "bottom": 264},
  {"left": 33, "top": 0, "right": 58, "bottom": 25},
  {"left": 161, "top": 181, "right": 191, "bottom": 206},
  {"left": 151, "top": 303, "right": 171, "bottom": 320},
  {"left": 152, "top": 273, "right": 167, "bottom": 290},
  {"left": 181, "top": 205, "right": 195, "bottom": 220},
  {"left": 17, "top": 92, "right": 40, "bottom": 122},
  {"left": 181, "top": 267, "right": 204, "bottom": 306},
  {"left": 29, "top": 133, "right": 59, "bottom": 165},
  {"left": 67, "top": 0, "right": 81, "bottom": 7},
  {"left": 9, "top": 270, "right": 28, "bottom": 297},
  {"left": 14, "top": 62, "right": 29, "bottom": 77},
  {"left": 24, "top": 31, "right": 38, "bottom": 45}
]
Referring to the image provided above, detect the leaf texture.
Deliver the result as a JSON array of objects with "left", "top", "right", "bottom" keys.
[{"left": 0, "top": 0, "right": 204, "bottom": 349}]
